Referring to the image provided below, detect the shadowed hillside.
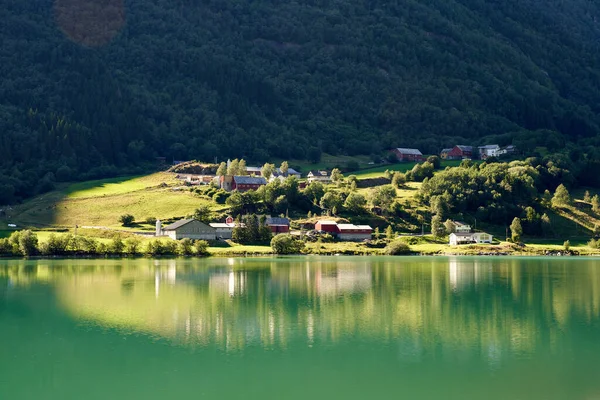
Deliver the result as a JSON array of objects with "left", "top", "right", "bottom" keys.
[{"left": 1, "top": 0, "right": 600, "bottom": 202}]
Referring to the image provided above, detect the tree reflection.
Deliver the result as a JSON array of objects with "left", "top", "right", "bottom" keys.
[{"left": 1, "top": 257, "right": 599, "bottom": 362}]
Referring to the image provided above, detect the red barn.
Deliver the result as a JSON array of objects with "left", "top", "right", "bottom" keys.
[
  {"left": 315, "top": 220, "right": 340, "bottom": 234},
  {"left": 447, "top": 145, "right": 473, "bottom": 160},
  {"left": 391, "top": 148, "right": 424, "bottom": 162},
  {"left": 232, "top": 176, "right": 267, "bottom": 192}
]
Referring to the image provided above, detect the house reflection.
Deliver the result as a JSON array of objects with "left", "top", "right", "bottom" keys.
[{"left": 2, "top": 257, "right": 600, "bottom": 365}]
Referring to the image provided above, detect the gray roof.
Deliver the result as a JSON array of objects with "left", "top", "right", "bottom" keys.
[
  {"left": 308, "top": 170, "right": 330, "bottom": 176},
  {"left": 478, "top": 144, "right": 499, "bottom": 149},
  {"left": 395, "top": 148, "right": 422, "bottom": 155},
  {"left": 276, "top": 167, "right": 301, "bottom": 175},
  {"left": 452, "top": 232, "right": 474, "bottom": 237},
  {"left": 234, "top": 176, "right": 267, "bottom": 185},
  {"left": 441, "top": 148, "right": 452, "bottom": 153},
  {"left": 245, "top": 166, "right": 262, "bottom": 173},
  {"left": 266, "top": 217, "right": 290, "bottom": 226},
  {"left": 163, "top": 219, "right": 195, "bottom": 231},
  {"left": 456, "top": 145, "right": 473, "bottom": 152}
]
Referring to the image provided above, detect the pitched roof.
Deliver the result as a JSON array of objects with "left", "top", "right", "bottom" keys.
[
  {"left": 245, "top": 166, "right": 262, "bottom": 173},
  {"left": 316, "top": 220, "right": 337, "bottom": 225},
  {"left": 234, "top": 176, "right": 267, "bottom": 185},
  {"left": 276, "top": 167, "right": 301, "bottom": 175},
  {"left": 451, "top": 232, "right": 474, "bottom": 237},
  {"left": 308, "top": 170, "right": 330, "bottom": 177},
  {"left": 395, "top": 148, "right": 422, "bottom": 155},
  {"left": 478, "top": 144, "right": 499, "bottom": 149},
  {"left": 455, "top": 145, "right": 473, "bottom": 152},
  {"left": 337, "top": 223, "right": 373, "bottom": 231},
  {"left": 441, "top": 148, "right": 452, "bottom": 153},
  {"left": 266, "top": 217, "right": 290, "bottom": 226},
  {"left": 209, "top": 223, "right": 236, "bottom": 228},
  {"left": 163, "top": 219, "right": 195, "bottom": 231}
]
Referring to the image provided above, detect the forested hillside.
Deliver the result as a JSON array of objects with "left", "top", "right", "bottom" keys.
[{"left": 2, "top": 0, "right": 600, "bottom": 203}]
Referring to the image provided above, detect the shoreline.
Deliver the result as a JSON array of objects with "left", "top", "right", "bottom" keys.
[{"left": 1, "top": 248, "right": 599, "bottom": 260}]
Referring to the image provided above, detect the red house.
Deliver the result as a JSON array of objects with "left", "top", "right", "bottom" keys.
[
  {"left": 446, "top": 145, "right": 473, "bottom": 160},
  {"left": 232, "top": 176, "right": 267, "bottom": 192},
  {"left": 391, "top": 148, "right": 424, "bottom": 162},
  {"left": 315, "top": 220, "right": 340, "bottom": 234}
]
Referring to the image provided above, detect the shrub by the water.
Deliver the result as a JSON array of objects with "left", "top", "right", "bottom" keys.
[
  {"left": 194, "top": 240, "right": 210, "bottom": 256},
  {"left": 271, "top": 234, "right": 305, "bottom": 254},
  {"left": 385, "top": 240, "right": 411, "bottom": 255}
]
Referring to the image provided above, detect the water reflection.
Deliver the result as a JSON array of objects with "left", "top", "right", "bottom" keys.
[{"left": 1, "top": 257, "right": 600, "bottom": 364}]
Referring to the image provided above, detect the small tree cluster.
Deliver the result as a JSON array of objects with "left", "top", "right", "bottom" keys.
[
  {"left": 119, "top": 214, "right": 135, "bottom": 226},
  {"left": 271, "top": 234, "right": 305, "bottom": 254},
  {"left": 232, "top": 214, "right": 272, "bottom": 244}
]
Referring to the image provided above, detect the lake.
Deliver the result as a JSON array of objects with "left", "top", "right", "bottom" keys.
[{"left": 1, "top": 256, "right": 600, "bottom": 399}]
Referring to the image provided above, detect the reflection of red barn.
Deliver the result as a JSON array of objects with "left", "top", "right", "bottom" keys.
[
  {"left": 447, "top": 145, "right": 473, "bottom": 160},
  {"left": 266, "top": 217, "right": 290, "bottom": 234},
  {"left": 315, "top": 220, "right": 340, "bottom": 233}
]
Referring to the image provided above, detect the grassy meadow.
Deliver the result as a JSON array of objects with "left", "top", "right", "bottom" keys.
[{"left": 2, "top": 172, "right": 216, "bottom": 229}]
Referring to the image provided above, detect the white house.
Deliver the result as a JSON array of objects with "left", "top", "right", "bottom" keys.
[
  {"left": 449, "top": 232, "right": 493, "bottom": 245},
  {"left": 472, "top": 232, "right": 493, "bottom": 244},
  {"left": 454, "top": 222, "right": 472, "bottom": 233},
  {"left": 307, "top": 170, "right": 332, "bottom": 183},
  {"left": 478, "top": 145, "right": 500, "bottom": 159}
]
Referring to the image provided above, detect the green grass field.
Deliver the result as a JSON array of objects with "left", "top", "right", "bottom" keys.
[
  {"left": 65, "top": 173, "right": 179, "bottom": 199},
  {"left": 2, "top": 172, "right": 213, "bottom": 228},
  {"left": 351, "top": 160, "right": 465, "bottom": 179}
]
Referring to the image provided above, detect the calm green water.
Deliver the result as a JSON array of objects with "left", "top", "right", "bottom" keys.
[{"left": 1, "top": 257, "right": 600, "bottom": 399}]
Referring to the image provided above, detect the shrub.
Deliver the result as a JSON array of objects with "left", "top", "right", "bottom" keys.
[
  {"left": 213, "top": 190, "right": 230, "bottom": 204},
  {"left": 39, "top": 233, "right": 69, "bottom": 255},
  {"left": 178, "top": 238, "right": 194, "bottom": 256},
  {"left": 0, "top": 238, "right": 13, "bottom": 255},
  {"left": 145, "top": 239, "right": 177, "bottom": 256},
  {"left": 271, "top": 234, "right": 305, "bottom": 254},
  {"left": 10, "top": 230, "right": 38, "bottom": 256},
  {"left": 385, "top": 240, "right": 411, "bottom": 255},
  {"left": 110, "top": 236, "right": 125, "bottom": 255},
  {"left": 119, "top": 214, "right": 135, "bottom": 226},
  {"left": 563, "top": 240, "right": 570, "bottom": 251},
  {"left": 125, "top": 237, "right": 141, "bottom": 255},
  {"left": 194, "top": 240, "right": 210, "bottom": 256}
]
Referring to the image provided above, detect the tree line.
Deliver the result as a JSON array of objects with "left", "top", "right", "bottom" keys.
[{"left": 3, "top": 0, "right": 600, "bottom": 203}]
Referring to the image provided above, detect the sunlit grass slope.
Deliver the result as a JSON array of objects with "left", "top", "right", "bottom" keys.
[
  {"left": 5, "top": 173, "right": 212, "bottom": 228},
  {"left": 351, "top": 160, "right": 465, "bottom": 179}
]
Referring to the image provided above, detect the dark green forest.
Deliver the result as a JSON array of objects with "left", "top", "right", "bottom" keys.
[{"left": 2, "top": 0, "right": 600, "bottom": 203}]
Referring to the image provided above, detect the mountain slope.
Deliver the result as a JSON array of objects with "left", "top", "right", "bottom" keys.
[{"left": 1, "top": 0, "right": 600, "bottom": 202}]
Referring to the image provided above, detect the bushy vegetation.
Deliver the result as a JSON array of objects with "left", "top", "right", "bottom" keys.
[
  {"left": 271, "top": 234, "right": 305, "bottom": 255},
  {"left": 384, "top": 241, "right": 412, "bottom": 255},
  {"left": 0, "top": 230, "right": 211, "bottom": 257},
  {"left": 3, "top": 0, "right": 600, "bottom": 203},
  {"left": 418, "top": 158, "right": 576, "bottom": 225}
]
